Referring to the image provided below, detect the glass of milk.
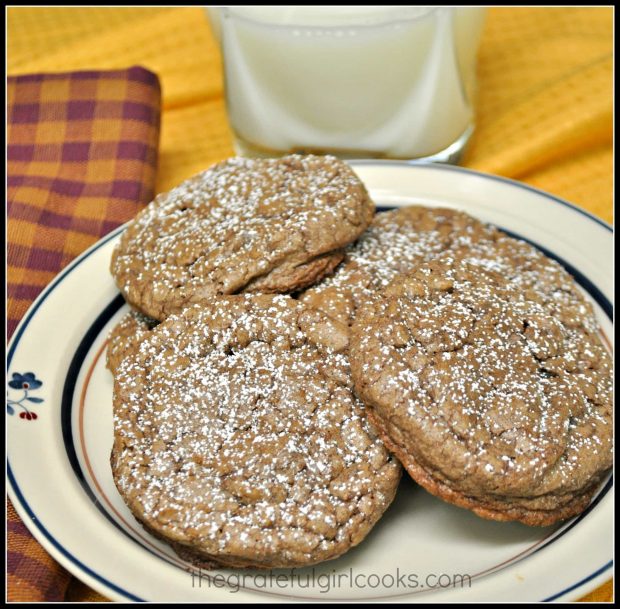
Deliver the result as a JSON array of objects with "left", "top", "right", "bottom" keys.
[{"left": 208, "top": 6, "right": 486, "bottom": 162}]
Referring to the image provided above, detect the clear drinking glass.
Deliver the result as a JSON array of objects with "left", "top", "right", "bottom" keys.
[{"left": 208, "top": 7, "right": 486, "bottom": 163}]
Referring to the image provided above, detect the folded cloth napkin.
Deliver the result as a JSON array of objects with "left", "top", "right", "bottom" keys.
[{"left": 7, "top": 66, "right": 161, "bottom": 602}]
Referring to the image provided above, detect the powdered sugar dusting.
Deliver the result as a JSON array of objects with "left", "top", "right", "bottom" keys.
[
  {"left": 111, "top": 294, "right": 400, "bottom": 568},
  {"left": 110, "top": 155, "right": 374, "bottom": 321},
  {"left": 300, "top": 206, "right": 497, "bottom": 324},
  {"left": 351, "top": 251, "right": 612, "bottom": 518},
  {"left": 106, "top": 310, "right": 158, "bottom": 373}
]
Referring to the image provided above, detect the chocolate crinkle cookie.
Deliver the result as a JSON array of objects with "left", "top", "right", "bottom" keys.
[
  {"left": 111, "top": 294, "right": 401, "bottom": 568},
  {"left": 299, "top": 206, "right": 497, "bottom": 326},
  {"left": 110, "top": 155, "right": 375, "bottom": 321},
  {"left": 350, "top": 251, "right": 612, "bottom": 526}
]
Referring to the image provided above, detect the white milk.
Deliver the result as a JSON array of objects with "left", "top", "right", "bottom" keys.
[{"left": 209, "top": 7, "right": 485, "bottom": 160}]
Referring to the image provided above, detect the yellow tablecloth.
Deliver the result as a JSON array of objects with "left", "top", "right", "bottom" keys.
[{"left": 7, "top": 6, "right": 613, "bottom": 603}]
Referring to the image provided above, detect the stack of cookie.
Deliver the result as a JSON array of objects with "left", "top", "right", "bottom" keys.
[{"left": 108, "top": 155, "right": 612, "bottom": 569}]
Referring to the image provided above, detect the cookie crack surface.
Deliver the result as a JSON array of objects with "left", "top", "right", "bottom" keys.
[
  {"left": 350, "top": 248, "right": 612, "bottom": 525},
  {"left": 111, "top": 294, "right": 401, "bottom": 568},
  {"left": 111, "top": 155, "right": 375, "bottom": 320}
]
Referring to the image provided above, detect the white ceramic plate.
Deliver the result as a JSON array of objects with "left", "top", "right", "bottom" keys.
[{"left": 7, "top": 162, "right": 613, "bottom": 602}]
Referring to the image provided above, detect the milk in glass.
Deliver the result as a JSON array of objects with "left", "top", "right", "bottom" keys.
[{"left": 209, "top": 7, "right": 485, "bottom": 161}]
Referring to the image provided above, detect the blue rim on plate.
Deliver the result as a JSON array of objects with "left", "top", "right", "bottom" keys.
[{"left": 7, "top": 163, "right": 613, "bottom": 602}]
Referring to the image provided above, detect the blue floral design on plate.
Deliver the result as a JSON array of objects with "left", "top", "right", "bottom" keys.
[{"left": 7, "top": 372, "right": 44, "bottom": 420}]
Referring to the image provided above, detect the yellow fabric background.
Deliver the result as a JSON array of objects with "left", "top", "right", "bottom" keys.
[{"left": 7, "top": 6, "right": 613, "bottom": 603}]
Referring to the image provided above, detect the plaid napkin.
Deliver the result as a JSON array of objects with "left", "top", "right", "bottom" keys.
[{"left": 7, "top": 66, "right": 161, "bottom": 602}]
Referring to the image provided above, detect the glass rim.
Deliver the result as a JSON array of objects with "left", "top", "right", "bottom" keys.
[{"left": 220, "top": 6, "right": 443, "bottom": 31}]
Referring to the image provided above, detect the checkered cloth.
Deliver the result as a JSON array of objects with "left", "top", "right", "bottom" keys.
[{"left": 7, "top": 66, "right": 161, "bottom": 602}]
